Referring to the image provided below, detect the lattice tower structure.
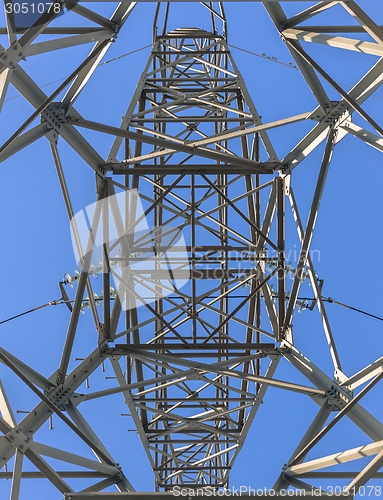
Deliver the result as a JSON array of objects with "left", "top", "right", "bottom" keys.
[{"left": 0, "top": 2, "right": 383, "bottom": 499}]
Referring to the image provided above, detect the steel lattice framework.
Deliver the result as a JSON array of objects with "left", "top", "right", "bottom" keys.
[{"left": 1, "top": 1, "right": 383, "bottom": 499}]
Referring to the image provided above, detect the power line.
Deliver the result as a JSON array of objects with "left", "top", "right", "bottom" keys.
[
  {"left": 4, "top": 44, "right": 153, "bottom": 103},
  {"left": 228, "top": 43, "right": 299, "bottom": 70},
  {"left": 98, "top": 44, "right": 152, "bottom": 66},
  {"left": 228, "top": 43, "right": 383, "bottom": 102},
  {"left": 0, "top": 299, "right": 63, "bottom": 325},
  {"left": 1, "top": 293, "right": 382, "bottom": 327},
  {"left": 5, "top": 41, "right": 383, "bottom": 103},
  {"left": 323, "top": 296, "right": 383, "bottom": 322}
]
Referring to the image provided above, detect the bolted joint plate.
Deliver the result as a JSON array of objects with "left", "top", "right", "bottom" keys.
[
  {"left": 326, "top": 385, "right": 351, "bottom": 410},
  {"left": 5, "top": 428, "right": 32, "bottom": 453},
  {"left": 187, "top": 369, "right": 205, "bottom": 380},
  {"left": 41, "top": 104, "right": 68, "bottom": 133},
  {"left": 46, "top": 385, "right": 72, "bottom": 410},
  {"left": 0, "top": 42, "right": 25, "bottom": 69}
]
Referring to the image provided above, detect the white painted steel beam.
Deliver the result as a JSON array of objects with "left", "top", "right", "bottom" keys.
[
  {"left": 10, "top": 450, "right": 23, "bottom": 500},
  {"left": 281, "top": 2, "right": 340, "bottom": 31},
  {"left": 287, "top": 439, "right": 383, "bottom": 476},
  {"left": 342, "top": 356, "right": 383, "bottom": 391},
  {"left": 0, "top": 380, "right": 17, "bottom": 428},
  {"left": 283, "top": 29, "right": 383, "bottom": 57},
  {"left": 340, "top": 121, "right": 383, "bottom": 153}
]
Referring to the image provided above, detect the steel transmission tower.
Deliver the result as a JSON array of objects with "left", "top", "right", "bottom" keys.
[{"left": 1, "top": 1, "right": 383, "bottom": 499}]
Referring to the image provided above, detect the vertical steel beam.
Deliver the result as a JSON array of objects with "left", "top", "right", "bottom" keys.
[
  {"left": 102, "top": 179, "right": 111, "bottom": 341},
  {"left": 288, "top": 186, "right": 341, "bottom": 371},
  {"left": 10, "top": 450, "right": 23, "bottom": 500},
  {"left": 57, "top": 191, "right": 103, "bottom": 384},
  {"left": 51, "top": 144, "right": 101, "bottom": 328},
  {"left": 0, "top": 380, "right": 16, "bottom": 428},
  {"left": 276, "top": 176, "right": 285, "bottom": 341},
  {"left": 283, "top": 128, "right": 336, "bottom": 331}
]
